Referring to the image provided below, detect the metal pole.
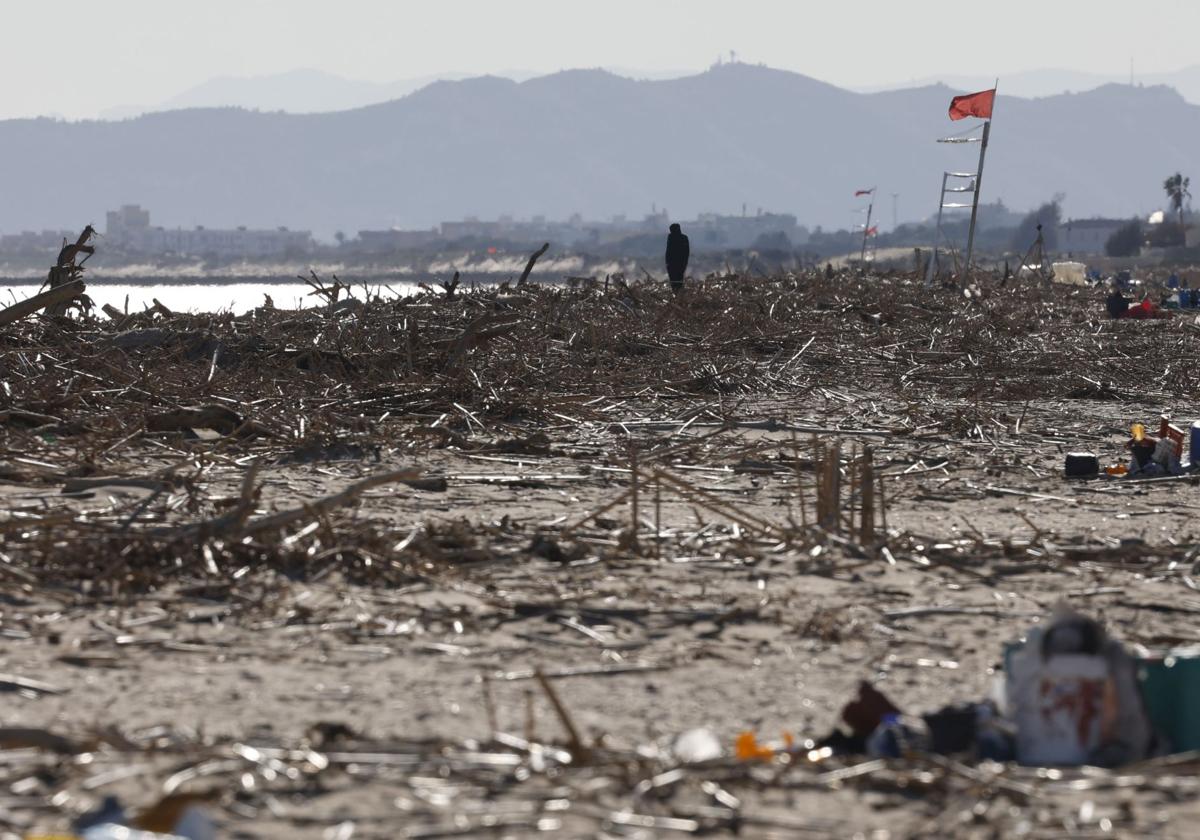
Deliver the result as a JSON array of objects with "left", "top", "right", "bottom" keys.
[
  {"left": 963, "top": 120, "right": 990, "bottom": 273},
  {"left": 860, "top": 191, "right": 874, "bottom": 265},
  {"left": 926, "top": 173, "right": 949, "bottom": 287},
  {"left": 963, "top": 82, "right": 998, "bottom": 273}
]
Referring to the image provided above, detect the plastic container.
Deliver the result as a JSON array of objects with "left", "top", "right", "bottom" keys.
[
  {"left": 1064, "top": 452, "right": 1099, "bottom": 478},
  {"left": 1051, "top": 261, "right": 1088, "bottom": 286},
  {"left": 1138, "top": 649, "right": 1200, "bottom": 752}
]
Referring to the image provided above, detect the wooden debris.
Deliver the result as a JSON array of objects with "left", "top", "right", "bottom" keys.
[
  {"left": 516, "top": 242, "right": 550, "bottom": 286},
  {"left": 0, "top": 268, "right": 1196, "bottom": 837},
  {"left": 0, "top": 673, "right": 65, "bottom": 696},
  {"left": 0, "top": 279, "right": 86, "bottom": 326}
]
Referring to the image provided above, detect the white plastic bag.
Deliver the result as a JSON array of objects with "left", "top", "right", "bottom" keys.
[{"left": 1006, "top": 611, "right": 1154, "bottom": 766}]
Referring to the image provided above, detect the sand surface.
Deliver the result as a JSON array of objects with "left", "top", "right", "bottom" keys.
[{"left": 3, "top": 275, "right": 1200, "bottom": 837}]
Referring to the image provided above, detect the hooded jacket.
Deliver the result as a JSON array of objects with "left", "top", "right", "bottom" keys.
[{"left": 665, "top": 224, "right": 690, "bottom": 277}]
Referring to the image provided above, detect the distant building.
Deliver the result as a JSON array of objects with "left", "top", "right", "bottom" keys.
[
  {"left": 1186, "top": 219, "right": 1200, "bottom": 249},
  {"left": 105, "top": 204, "right": 313, "bottom": 258},
  {"left": 439, "top": 219, "right": 507, "bottom": 241},
  {"left": 1059, "top": 218, "right": 1127, "bottom": 256},
  {"left": 351, "top": 207, "right": 808, "bottom": 254},
  {"left": 106, "top": 204, "right": 150, "bottom": 237},
  {"left": 354, "top": 228, "right": 440, "bottom": 252},
  {"left": 0, "top": 229, "right": 77, "bottom": 255},
  {"left": 690, "top": 211, "right": 807, "bottom": 250}
]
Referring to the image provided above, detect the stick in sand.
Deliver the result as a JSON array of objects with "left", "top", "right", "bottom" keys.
[
  {"left": 534, "top": 667, "right": 587, "bottom": 760},
  {"left": 517, "top": 242, "right": 550, "bottom": 286},
  {"left": 860, "top": 446, "right": 876, "bottom": 546}
]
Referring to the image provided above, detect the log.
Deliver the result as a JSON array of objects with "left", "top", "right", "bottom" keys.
[
  {"left": 443, "top": 314, "right": 521, "bottom": 371},
  {"left": 146, "top": 404, "right": 246, "bottom": 436},
  {"left": 0, "top": 727, "right": 79, "bottom": 754},
  {"left": 62, "top": 476, "right": 176, "bottom": 495},
  {"left": 44, "top": 266, "right": 78, "bottom": 317},
  {"left": 156, "top": 468, "right": 423, "bottom": 541},
  {"left": 0, "top": 409, "right": 62, "bottom": 428},
  {"left": 0, "top": 280, "right": 85, "bottom": 327},
  {"left": 105, "top": 328, "right": 188, "bottom": 350},
  {"left": 516, "top": 242, "right": 550, "bottom": 286}
]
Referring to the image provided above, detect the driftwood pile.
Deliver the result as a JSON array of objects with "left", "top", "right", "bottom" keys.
[
  {"left": 4, "top": 269, "right": 1200, "bottom": 836},
  {"left": 4, "top": 268, "right": 1187, "bottom": 580}
]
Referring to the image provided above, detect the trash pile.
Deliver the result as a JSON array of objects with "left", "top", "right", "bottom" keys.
[
  {"left": 1066, "top": 414, "right": 1198, "bottom": 479},
  {"left": 842, "top": 611, "right": 1158, "bottom": 766},
  {"left": 1099, "top": 270, "right": 1200, "bottom": 319},
  {"left": 741, "top": 609, "right": 1198, "bottom": 767}
]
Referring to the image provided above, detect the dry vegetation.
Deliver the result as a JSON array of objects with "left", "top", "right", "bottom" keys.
[{"left": 3, "top": 270, "right": 1200, "bottom": 838}]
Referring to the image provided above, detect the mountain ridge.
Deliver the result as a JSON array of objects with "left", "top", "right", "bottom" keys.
[
  {"left": 0, "top": 64, "right": 1193, "bottom": 239},
  {"left": 92, "top": 63, "right": 1200, "bottom": 121}
]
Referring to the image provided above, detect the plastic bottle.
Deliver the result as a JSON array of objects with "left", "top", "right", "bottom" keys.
[{"left": 865, "top": 713, "right": 902, "bottom": 758}]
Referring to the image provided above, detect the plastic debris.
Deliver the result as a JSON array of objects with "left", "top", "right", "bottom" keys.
[
  {"left": 672, "top": 727, "right": 723, "bottom": 763},
  {"left": 1064, "top": 452, "right": 1099, "bottom": 478},
  {"left": 733, "top": 730, "right": 794, "bottom": 762},
  {"left": 1006, "top": 609, "right": 1154, "bottom": 767},
  {"left": 1138, "top": 647, "right": 1200, "bottom": 752},
  {"left": 60, "top": 795, "right": 215, "bottom": 840}
]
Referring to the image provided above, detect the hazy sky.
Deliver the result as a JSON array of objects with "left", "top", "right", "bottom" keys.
[{"left": 8, "top": 0, "right": 1199, "bottom": 120}]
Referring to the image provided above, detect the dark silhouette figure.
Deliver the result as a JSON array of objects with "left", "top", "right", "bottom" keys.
[
  {"left": 1106, "top": 288, "right": 1130, "bottom": 319},
  {"left": 665, "top": 223, "right": 689, "bottom": 293}
]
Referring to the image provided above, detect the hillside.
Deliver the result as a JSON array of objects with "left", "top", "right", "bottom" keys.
[{"left": 0, "top": 64, "right": 1194, "bottom": 238}]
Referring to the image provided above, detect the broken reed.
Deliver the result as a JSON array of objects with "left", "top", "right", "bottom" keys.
[
  {"left": 809, "top": 437, "right": 883, "bottom": 546},
  {"left": 616, "top": 436, "right": 884, "bottom": 553}
]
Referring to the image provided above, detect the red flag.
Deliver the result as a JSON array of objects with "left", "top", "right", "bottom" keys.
[
  {"left": 866, "top": 226, "right": 878, "bottom": 236},
  {"left": 855, "top": 189, "right": 874, "bottom": 197},
  {"left": 949, "top": 88, "right": 995, "bottom": 121}
]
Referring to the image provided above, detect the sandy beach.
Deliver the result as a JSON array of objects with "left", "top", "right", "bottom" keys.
[{"left": 3, "top": 271, "right": 1200, "bottom": 837}]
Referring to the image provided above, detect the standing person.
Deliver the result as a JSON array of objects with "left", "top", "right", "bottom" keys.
[{"left": 665, "top": 223, "right": 690, "bottom": 294}]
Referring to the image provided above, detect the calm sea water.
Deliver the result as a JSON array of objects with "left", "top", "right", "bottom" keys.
[
  {"left": 0, "top": 255, "right": 639, "bottom": 315},
  {"left": 0, "top": 282, "right": 390, "bottom": 314}
]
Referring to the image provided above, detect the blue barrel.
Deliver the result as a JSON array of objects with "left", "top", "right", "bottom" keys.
[{"left": 1191, "top": 421, "right": 1200, "bottom": 467}]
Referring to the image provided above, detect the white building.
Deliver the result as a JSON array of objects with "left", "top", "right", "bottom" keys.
[
  {"left": 689, "top": 211, "right": 808, "bottom": 250},
  {"left": 105, "top": 204, "right": 313, "bottom": 258},
  {"left": 1058, "top": 218, "right": 1127, "bottom": 256}
]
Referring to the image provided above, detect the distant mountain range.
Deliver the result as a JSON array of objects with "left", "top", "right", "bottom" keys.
[
  {"left": 858, "top": 66, "right": 1200, "bottom": 105},
  {"left": 98, "top": 67, "right": 696, "bottom": 120},
  {"left": 98, "top": 69, "right": 477, "bottom": 120},
  {"left": 100, "top": 64, "right": 1200, "bottom": 119},
  {"left": 1, "top": 64, "right": 1195, "bottom": 240}
]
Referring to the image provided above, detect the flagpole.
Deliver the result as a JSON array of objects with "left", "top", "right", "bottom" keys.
[
  {"left": 860, "top": 187, "right": 875, "bottom": 266},
  {"left": 963, "top": 81, "right": 998, "bottom": 273}
]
